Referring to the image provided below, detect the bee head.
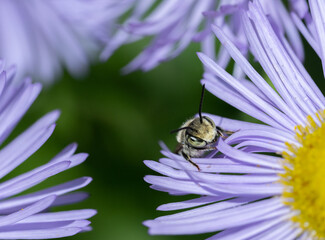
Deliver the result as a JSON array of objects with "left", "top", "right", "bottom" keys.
[{"left": 186, "top": 116, "right": 217, "bottom": 145}]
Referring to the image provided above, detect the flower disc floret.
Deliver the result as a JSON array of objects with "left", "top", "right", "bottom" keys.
[{"left": 281, "top": 110, "right": 325, "bottom": 238}]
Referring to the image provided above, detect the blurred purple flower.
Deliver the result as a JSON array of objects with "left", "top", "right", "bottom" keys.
[
  {"left": 102, "top": 0, "right": 303, "bottom": 75},
  {"left": 0, "top": 62, "right": 95, "bottom": 238},
  {"left": 0, "top": 0, "right": 130, "bottom": 84},
  {"left": 144, "top": 0, "right": 325, "bottom": 239}
]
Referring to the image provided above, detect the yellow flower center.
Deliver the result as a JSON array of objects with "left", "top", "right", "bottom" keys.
[{"left": 281, "top": 110, "right": 325, "bottom": 239}]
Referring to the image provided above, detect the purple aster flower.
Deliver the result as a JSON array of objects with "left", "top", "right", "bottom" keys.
[
  {"left": 102, "top": 0, "right": 303, "bottom": 75},
  {"left": 0, "top": 62, "right": 95, "bottom": 238},
  {"left": 0, "top": 0, "right": 129, "bottom": 84},
  {"left": 144, "top": 0, "right": 325, "bottom": 239}
]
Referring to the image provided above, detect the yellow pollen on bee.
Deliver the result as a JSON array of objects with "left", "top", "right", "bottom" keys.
[{"left": 280, "top": 110, "right": 325, "bottom": 238}]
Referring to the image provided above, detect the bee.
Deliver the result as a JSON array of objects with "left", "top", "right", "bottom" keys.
[{"left": 171, "top": 84, "right": 227, "bottom": 171}]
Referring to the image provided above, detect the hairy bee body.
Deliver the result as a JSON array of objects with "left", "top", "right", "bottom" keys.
[
  {"left": 172, "top": 84, "right": 229, "bottom": 171},
  {"left": 175, "top": 116, "right": 224, "bottom": 170}
]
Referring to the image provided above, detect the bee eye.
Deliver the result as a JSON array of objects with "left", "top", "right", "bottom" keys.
[{"left": 188, "top": 136, "right": 206, "bottom": 148}]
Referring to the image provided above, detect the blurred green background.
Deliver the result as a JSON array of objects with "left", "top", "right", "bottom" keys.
[{"left": 7, "top": 36, "right": 324, "bottom": 240}]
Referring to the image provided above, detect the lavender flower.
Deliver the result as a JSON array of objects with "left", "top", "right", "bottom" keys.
[
  {"left": 144, "top": 0, "right": 325, "bottom": 239},
  {"left": 0, "top": 0, "right": 129, "bottom": 84},
  {"left": 0, "top": 62, "right": 95, "bottom": 238},
  {"left": 102, "top": 0, "right": 303, "bottom": 75}
]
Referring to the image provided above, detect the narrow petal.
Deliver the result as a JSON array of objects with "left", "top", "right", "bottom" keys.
[
  {"left": 210, "top": 24, "right": 303, "bottom": 124},
  {"left": 208, "top": 215, "right": 290, "bottom": 240},
  {"left": 310, "top": 0, "right": 325, "bottom": 76},
  {"left": 199, "top": 52, "right": 296, "bottom": 130},
  {"left": 157, "top": 196, "right": 225, "bottom": 211},
  {"left": 0, "top": 153, "right": 87, "bottom": 193},
  {"left": 49, "top": 143, "right": 77, "bottom": 163},
  {"left": 147, "top": 198, "right": 285, "bottom": 235},
  {"left": 0, "top": 178, "right": 92, "bottom": 213},
  {"left": 155, "top": 196, "right": 262, "bottom": 222},
  {"left": 51, "top": 192, "right": 89, "bottom": 208},
  {"left": 145, "top": 175, "right": 215, "bottom": 196},
  {"left": 0, "top": 227, "right": 82, "bottom": 239},
  {"left": 145, "top": 160, "right": 279, "bottom": 184},
  {"left": 0, "top": 111, "right": 59, "bottom": 176},
  {"left": 0, "top": 196, "right": 56, "bottom": 227},
  {"left": 159, "top": 158, "right": 283, "bottom": 174},
  {"left": 217, "top": 139, "right": 282, "bottom": 169},
  {"left": 19, "top": 209, "right": 97, "bottom": 223},
  {"left": 0, "top": 161, "right": 70, "bottom": 199}
]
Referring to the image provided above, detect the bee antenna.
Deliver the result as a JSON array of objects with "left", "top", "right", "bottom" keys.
[
  {"left": 199, "top": 84, "right": 205, "bottom": 124},
  {"left": 170, "top": 127, "right": 195, "bottom": 134}
]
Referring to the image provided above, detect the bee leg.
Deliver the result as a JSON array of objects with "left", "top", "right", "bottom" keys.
[
  {"left": 216, "top": 126, "right": 236, "bottom": 139},
  {"left": 216, "top": 126, "right": 224, "bottom": 137},
  {"left": 224, "top": 130, "right": 235, "bottom": 135},
  {"left": 202, "top": 146, "right": 217, "bottom": 151},
  {"left": 181, "top": 152, "right": 201, "bottom": 171}
]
